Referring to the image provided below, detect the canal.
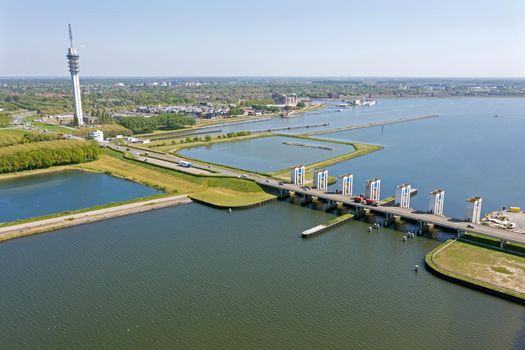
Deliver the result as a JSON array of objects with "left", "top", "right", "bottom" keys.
[
  {"left": 0, "top": 202, "right": 523, "bottom": 349},
  {"left": 0, "top": 170, "right": 162, "bottom": 223}
]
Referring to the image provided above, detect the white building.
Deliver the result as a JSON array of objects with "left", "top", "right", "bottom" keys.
[
  {"left": 395, "top": 184, "right": 411, "bottom": 208},
  {"left": 291, "top": 165, "right": 305, "bottom": 186},
  {"left": 466, "top": 196, "right": 483, "bottom": 224},
  {"left": 428, "top": 189, "right": 445, "bottom": 216},
  {"left": 313, "top": 169, "right": 328, "bottom": 191},
  {"left": 365, "top": 178, "right": 381, "bottom": 201},
  {"left": 341, "top": 174, "right": 353, "bottom": 196},
  {"left": 87, "top": 130, "right": 104, "bottom": 142}
]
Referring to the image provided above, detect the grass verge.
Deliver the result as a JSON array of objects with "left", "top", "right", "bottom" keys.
[{"left": 425, "top": 240, "right": 525, "bottom": 303}]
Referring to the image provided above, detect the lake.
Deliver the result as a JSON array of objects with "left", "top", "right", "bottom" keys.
[
  {"left": 0, "top": 202, "right": 523, "bottom": 349},
  {"left": 0, "top": 170, "right": 162, "bottom": 222},
  {"left": 178, "top": 135, "right": 354, "bottom": 173}
]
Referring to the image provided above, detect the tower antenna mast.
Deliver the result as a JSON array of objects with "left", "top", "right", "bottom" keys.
[{"left": 68, "top": 24, "right": 73, "bottom": 47}]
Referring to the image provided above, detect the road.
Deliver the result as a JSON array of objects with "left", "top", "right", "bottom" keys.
[
  {"left": 0, "top": 195, "right": 192, "bottom": 242},
  {"left": 258, "top": 181, "right": 525, "bottom": 245}
]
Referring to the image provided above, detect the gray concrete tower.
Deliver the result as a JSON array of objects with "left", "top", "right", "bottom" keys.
[{"left": 67, "top": 24, "right": 83, "bottom": 126}]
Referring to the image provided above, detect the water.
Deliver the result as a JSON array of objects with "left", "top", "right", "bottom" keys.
[
  {"left": 0, "top": 202, "right": 523, "bottom": 349},
  {"left": 179, "top": 135, "right": 354, "bottom": 172},
  {"left": 321, "top": 99, "right": 525, "bottom": 217},
  {"left": 189, "top": 97, "right": 525, "bottom": 218},
  {"left": 0, "top": 170, "right": 161, "bottom": 222}
]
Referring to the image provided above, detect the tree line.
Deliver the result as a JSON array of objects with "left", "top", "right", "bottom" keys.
[
  {"left": 0, "top": 131, "right": 61, "bottom": 147},
  {"left": 0, "top": 140, "right": 101, "bottom": 173},
  {"left": 117, "top": 113, "right": 196, "bottom": 134}
]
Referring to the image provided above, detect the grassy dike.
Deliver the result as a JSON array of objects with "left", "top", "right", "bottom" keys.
[
  {"left": 76, "top": 148, "right": 275, "bottom": 208},
  {"left": 425, "top": 239, "right": 525, "bottom": 304},
  {"left": 147, "top": 132, "right": 383, "bottom": 183}
]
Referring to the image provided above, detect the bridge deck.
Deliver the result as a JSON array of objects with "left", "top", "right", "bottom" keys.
[{"left": 259, "top": 180, "right": 525, "bottom": 245}]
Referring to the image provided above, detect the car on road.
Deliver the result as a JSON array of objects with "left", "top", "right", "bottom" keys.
[
  {"left": 301, "top": 186, "right": 310, "bottom": 191},
  {"left": 278, "top": 182, "right": 284, "bottom": 186},
  {"left": 467, "top": 224, "right": 474, "bottom": 229}
]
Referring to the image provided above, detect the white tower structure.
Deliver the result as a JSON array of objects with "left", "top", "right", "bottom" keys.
[
  {"left": 365, "top": 178, "right": 381, "bottom": 201},
  {"left": 428, "top": 189, "right": 445, "bottom": 216},
  {"left": 67, "top": 24, "right": 84, "bottom": 126},
  {"left": 466, "top": 196, "right": 482, "bottom": 224},
  {"left": 341, "top": 174, "right": 353, "bottom": 196},
  {"left": 290, "top": 165, "right": 305, "bottom": 186},
  {"left": 313, "top": 169, "right": 328, "bottom": 191},
  {"left": 395, "top": 184, "right": 411, "bottom": 208}
]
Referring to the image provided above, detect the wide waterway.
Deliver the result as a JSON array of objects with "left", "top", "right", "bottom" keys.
[
  {"left": 187, "top": 97, "right": 525, "bottom": 218},
  {"left": 0, "top": 202, "right": 523, "bottom": 349},
  {"left": 0, "top": 170, "right": 161, "bottom": 222}
]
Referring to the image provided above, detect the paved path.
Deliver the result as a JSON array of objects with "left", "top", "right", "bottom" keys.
[{"left": 0, "top": 195, "right": 192, "bottom": 242}]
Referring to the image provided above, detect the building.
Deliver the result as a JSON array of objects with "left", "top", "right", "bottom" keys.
[
  {"left": 272, "top": 92, "right": 298, "bottom": 107},
  {"left": 66, "top": 24, "right": 83, "bottom": 126},
  {"left": 365, "top": 178, "right": 381, "bottom": 201},
  {"left": 395, "top": 184, "right": 411, "bottom": 208},
  {"left": 290, "top": 165, "right": 305, "bottom": 186},
  {"left": 428, "top": 189, "right": 445, "bottom": 216},
  {"left": 87, "top": 130, "right": 104, "bottom": 142},
  {"left": 313, "top": 169, "right": 328, "bottom": 191},
  {"left": 341, "top": 174, "right": 353, "bottom": 196},
  {"left": 466, "top": 196, "right": 483, "bottom": 224}
]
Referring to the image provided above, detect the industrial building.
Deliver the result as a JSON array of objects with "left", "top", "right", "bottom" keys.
[
  {"left": 395, "top": 184, "right": 411, "bottom": 208},
  {"left": 365, "top": 178, "right": 381, "bottom": 201},
  {"left": 66, "top": 25, "right": 84, "bottom": 126},
  {"left": 290, "top": 165, "right": 305, "bottom": 186},
  {"left": 466, "top": 196, "right": 483, "bottom": 224},
  {"left": 428, "top": 189, "right": 445, "bottom": 216},
  {"left": 341, "top": 174, "right": 353, "bottom": 196},
  {"left": 313, "top": 169, "right": 328, "bottom": 191}
]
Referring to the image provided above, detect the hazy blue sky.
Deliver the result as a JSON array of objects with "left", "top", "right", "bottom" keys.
[{"left": 1, "top": 0, "right": 524, "bottom": 77}]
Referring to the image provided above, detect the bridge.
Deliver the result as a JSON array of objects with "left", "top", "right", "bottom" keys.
[{"left": 256, "top": 180, "right": 525, "bottom": 245}]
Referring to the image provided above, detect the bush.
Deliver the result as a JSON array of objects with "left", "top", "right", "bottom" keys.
[
  {"left": 461, "top": 232, "right": 501, "bottom": 248},
  {"left": 507, "top": 242, "right": 525, "bottom": 255},
  {"left": 0, "top": 140, "right": 101, "bottom": 173}
]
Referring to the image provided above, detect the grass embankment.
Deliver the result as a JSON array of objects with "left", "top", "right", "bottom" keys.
[
  {"left": 269, "top": 138, "right": 383, "bottom": 181},
  {"left": 0, "top": 129, "right": 61, "bottom": 147},
  {"left": 327, "top": 213, "right": 354, "bottom": 225},
  {"left": 32, "top": 122, "right": 75, "bottom": 134},
  {"left": 426, "top": 240, "right": 525, "bottom": 303},
  {"left": 0, "top": 193, "right": 173, "bottom": 229},
  {"left": 149, "top": 132, "right": 381, "bottom": 181},
  {"left": 76, "top": 148, "right": 275, "bottom": 207}
]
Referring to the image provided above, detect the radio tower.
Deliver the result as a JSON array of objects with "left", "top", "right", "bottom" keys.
[{"left": 66, "top": 24, "right": 84, "bottom": 126}]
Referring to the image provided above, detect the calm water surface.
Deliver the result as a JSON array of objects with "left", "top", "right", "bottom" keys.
[
  {"left": 191, "top": 98, "right": 525, "bottom": 218},
  {"left": 179, "top": 135, "right": 354, "bottom": 172},
  {"left": 0, "top": 170, "right": 161, "bottom": 222},
  {"left": 0, "top": 202, "right": 523, "bottom": 349}
]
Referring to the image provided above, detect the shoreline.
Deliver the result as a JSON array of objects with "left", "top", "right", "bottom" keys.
[
  {"left": 0, "top": 194, "right": 192, "bottom": 244},
  {"left": 425, "top": 240, "right": 525, "bottom": 305}
]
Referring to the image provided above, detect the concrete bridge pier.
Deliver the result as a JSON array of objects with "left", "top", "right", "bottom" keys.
[
  {"left": 300, "top": 194, "right": 313, "bottom": 205},
  {"left": 418, "top": 221, "right": 435, "bottom": 235},
  {"left": 278, "top": 189, "right": 291, "bottom": 199},
  {"left": 324, "top": 200, "right": 338, "bottom": 212}
]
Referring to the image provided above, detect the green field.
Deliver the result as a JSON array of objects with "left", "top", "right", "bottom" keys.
[
  {"left": 427, "top": 240, "right": 525, "bottom": 300},
  {"left": 32, "top": 122, "right": 76, "bottom": 134},
  {"left": 75, "top": 148, "right": 275, "bottom": 207}
]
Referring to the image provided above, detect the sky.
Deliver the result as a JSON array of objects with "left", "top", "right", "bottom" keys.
[{"left": 1, "top": 0, "right": 525, "bottom": 77}]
